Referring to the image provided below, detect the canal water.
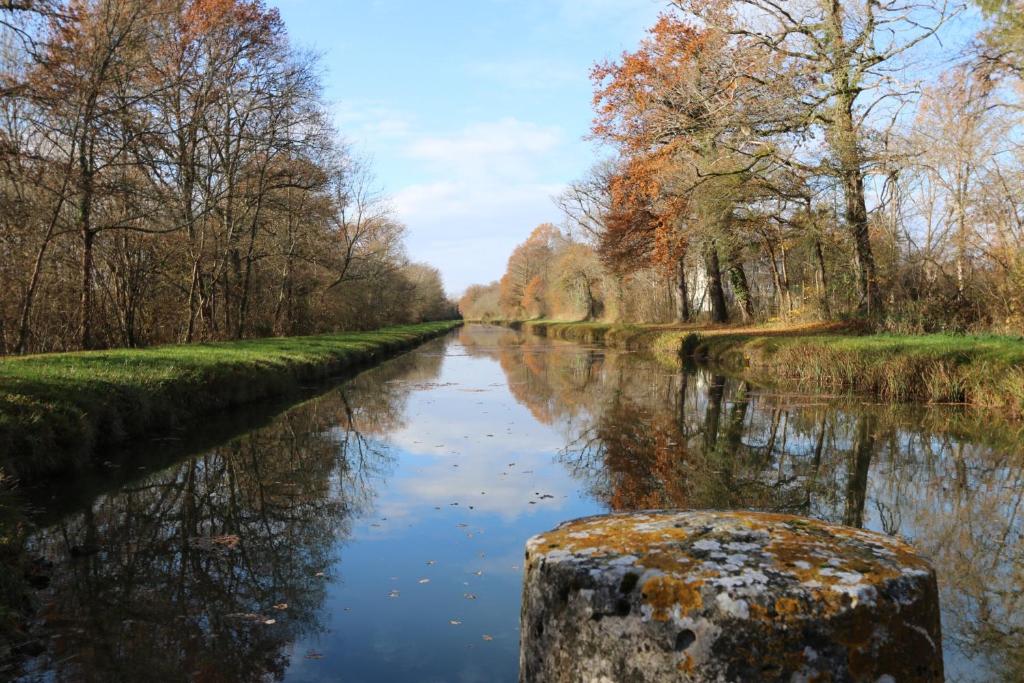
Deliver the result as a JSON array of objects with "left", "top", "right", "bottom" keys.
[{"left": 4, "top": 324, "right": 1023, "bottom": 681}]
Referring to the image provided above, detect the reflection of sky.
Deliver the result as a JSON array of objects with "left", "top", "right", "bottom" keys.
[
  {"left": 284, "top": 332, "right": 603, "bottom": 683},
  {"left": 279, "top": 327, "right": 1023, "bottom": 683}
]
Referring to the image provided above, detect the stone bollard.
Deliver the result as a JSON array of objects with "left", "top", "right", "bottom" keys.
[{"left": 520, "top": 511, "right": 942, "bottom": 683}]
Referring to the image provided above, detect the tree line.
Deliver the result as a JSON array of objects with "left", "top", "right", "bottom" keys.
[
  {"left": 461, "top": 0, "right": 1024, "bottom": 333},
  {"left": 0, "top": 0, "right": 454, "bottom": 354}
]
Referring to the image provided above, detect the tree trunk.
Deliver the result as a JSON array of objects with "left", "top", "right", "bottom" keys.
[
  {"left": 814, "top": 238, "right": 830, "bottom": 318},
  {"left": 727, "top": 259, "right": 755, "bottom": 323},
  {"left": 826, "top": 2, "right": 882, "bottom": 317},
  {"left": 704, "top": 245, "right": 728, "bottom": 324},
  {"left": 675, "top": 258, "right": 691, "bottom": 323},
  {"left": 78, "top": 144, "right": 96, "bottom": 350}
]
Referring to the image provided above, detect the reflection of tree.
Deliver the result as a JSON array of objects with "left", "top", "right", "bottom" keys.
[
  {"left": 465, "top": 322, "right": 1024, "bottom": 681},
  {"left": 4, "top": 344, "right": 444, "bottom": 682}
]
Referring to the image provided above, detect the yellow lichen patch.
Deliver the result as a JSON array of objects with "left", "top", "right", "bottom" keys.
[
  {"left": 676, "top": 653, "right": 695, "bottom": 674},
  {"left": 527, "top": 511, "right": 936, "bottom": 627},
  {"left": 773, "top": 596, "right": 804, "bottom": 620},
  {"left": 640, "top": 575, "right": 703, "bottom": 621}
]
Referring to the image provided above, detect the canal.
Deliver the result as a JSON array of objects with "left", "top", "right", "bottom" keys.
[{"left": 5, "top": 324, "right": 1023, "bottom": 681}]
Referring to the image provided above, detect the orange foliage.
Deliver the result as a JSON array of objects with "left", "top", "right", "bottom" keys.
[
  {"left": 182, "top": 0, "right": 282, "bottom": 46},
  {"left": 589, "top": 14, "right": 712, "bottom": 275}
]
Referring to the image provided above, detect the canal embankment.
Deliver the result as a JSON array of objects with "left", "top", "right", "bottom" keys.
[
  {"left": 0, "top": 321, "right": 460, "bottom": 482},
  {"left": 502, "top": 320, "right": 1024, "bottom": 418}
]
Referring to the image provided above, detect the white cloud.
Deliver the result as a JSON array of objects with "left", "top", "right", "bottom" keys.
[
  {"left": 333, "top": 100, "right": 415, "bottom": 142},
  {"left": 466, "top": 59, "right": 581, "bottom": 89},
  {"left": 390, "top": 118, "right": 571, "bottom": 292},
  {"left": 394, "top": 181, "right": 564, "bottom": 222},
  {"left": 406, "top": 118, "right": 562, "bottom": 179}
]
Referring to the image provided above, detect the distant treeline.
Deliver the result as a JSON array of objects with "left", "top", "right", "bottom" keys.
[
  {"left": 462, "top": 1, "right": 1024, "bottom": 333},
  {"left": 0, "top": 1, "right": 455, "bottom": 355}
]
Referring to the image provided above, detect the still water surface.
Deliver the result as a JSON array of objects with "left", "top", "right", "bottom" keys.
[{"left": 9, "top": 324, "right": 1024, "bottom": 681}]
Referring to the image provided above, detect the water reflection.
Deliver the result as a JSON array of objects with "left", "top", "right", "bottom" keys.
[
  {"left": 459, "top": 326, "right": 1024, "bottom": 682},
  {"left": 8, "top": 351, "right": 441, "bottom": 682},
  {"left": 2, "top": 325, "right": 1023, "bottom": 682}
]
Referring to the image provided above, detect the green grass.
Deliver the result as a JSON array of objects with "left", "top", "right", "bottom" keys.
[
  {"left": 504, "top": 320, "right": 1024, "bottom": 417},
  {"left": 702, "top": 332, "right": 1024, "bottom": 414},
  {"left": 0, "top": 322, "right": 460, "bottom": 481}
]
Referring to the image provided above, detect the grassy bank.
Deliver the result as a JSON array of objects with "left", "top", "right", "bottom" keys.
[
  {"left": 0, "top": 321, "right": 460, "bottom": 481},
  {"left": 507, "top": 320, "right": 1024, "bottom": 417}
]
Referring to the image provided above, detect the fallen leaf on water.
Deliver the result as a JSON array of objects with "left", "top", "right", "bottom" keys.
[
  {"left": 226, "top": 612, "right": 262, "bottom": 622},
  {"left": 272, "top": 603, "right": 288, "bottom": 611}
]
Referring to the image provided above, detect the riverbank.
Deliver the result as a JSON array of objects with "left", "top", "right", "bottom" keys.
[
  {"left": 505, "top": 320, "right": 1024, "bottom": 417},
  {"left": 0, "top": 322, "right": 460, "bottom": 482}
]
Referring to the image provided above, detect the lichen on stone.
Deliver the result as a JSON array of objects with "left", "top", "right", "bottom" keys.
[{"left": 520, "top": 511, "right": 944, "bottom": 682}]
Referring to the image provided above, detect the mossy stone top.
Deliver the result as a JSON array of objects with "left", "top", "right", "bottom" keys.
[{"left": 520, "top": 511, "right": 942, "bottom": 683}]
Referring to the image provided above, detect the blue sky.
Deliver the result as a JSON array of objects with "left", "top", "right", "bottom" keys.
[{"left": 271, "top": 0, "right": 665, "bottom": 295}]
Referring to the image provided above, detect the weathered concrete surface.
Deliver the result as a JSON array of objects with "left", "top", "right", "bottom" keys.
[{"left": 520, "top": 511, "right": 942, "bottom": 683}]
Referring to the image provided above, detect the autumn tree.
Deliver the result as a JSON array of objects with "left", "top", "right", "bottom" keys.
[
  {"left": 0, "top": 0, "right": 450, "bottom": 353},
  {"left": 498, "top": 223, "right": 559, "bottom": 319}
]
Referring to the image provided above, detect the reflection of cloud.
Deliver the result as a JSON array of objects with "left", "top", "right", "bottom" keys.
[
  {"left": 363, "top": 363, "right": 577, "bottom": 522},
  {"left": 391, "top": 450, "right": 571, "bottom": 522}
]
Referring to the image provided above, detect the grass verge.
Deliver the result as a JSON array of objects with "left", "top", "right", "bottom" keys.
[
  {"left": 506, "top": 320, "right": 1024, "bottom": 418},
  {"left": 0, "top": 321, "right": 460, "bottom": 482}
]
